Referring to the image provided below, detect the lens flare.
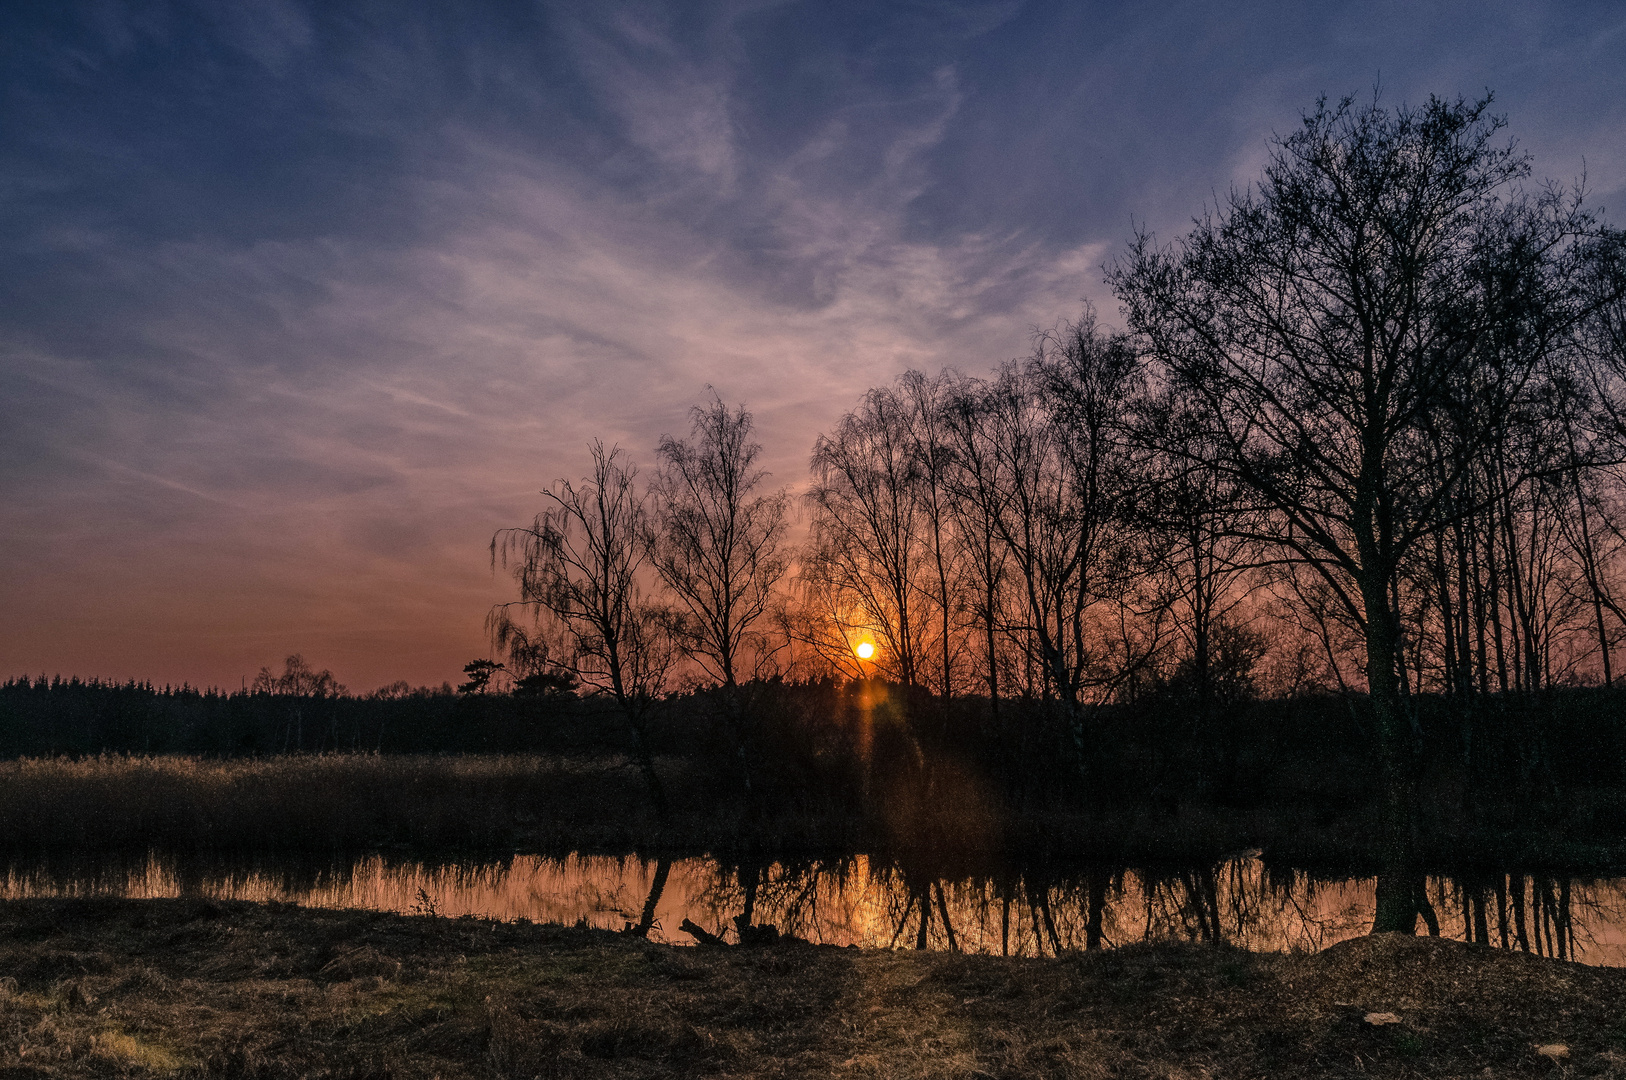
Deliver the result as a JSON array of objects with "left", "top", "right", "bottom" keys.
[{"left": 855, "top": 641, "right": 875, "bottom": 660}]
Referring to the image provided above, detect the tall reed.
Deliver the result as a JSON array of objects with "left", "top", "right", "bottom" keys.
[{"left": 0, "top": 754, "right": 671, "bottom": 853}]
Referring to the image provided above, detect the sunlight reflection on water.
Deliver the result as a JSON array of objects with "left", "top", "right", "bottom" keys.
[{"left": 2, "top": 853, "right": 1621, "bottom": 964}]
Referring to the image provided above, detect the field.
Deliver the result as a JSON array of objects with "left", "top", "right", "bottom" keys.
[{"left": 0, "top": 897, "right": 1619, "bottom": 1078}]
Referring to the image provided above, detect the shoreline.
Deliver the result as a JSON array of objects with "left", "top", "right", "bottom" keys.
[{"left": 0, "top": 851, "right": 1621, "bottom": 968}]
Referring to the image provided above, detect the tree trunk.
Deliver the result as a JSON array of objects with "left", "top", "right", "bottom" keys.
[
  {"left": 915, "top": 884, "right": 932, "bottom": 950},
  {"left": 1085, "top": 873, "right": 1107, "bottom": 950},
  {"left": 935, "top": 883, "right": 960, "bottom": 953},
  {"left": 1511, "top": 874, "right": 1530, "bottom": 952},
  {"left": 1363, "top": 573, "right": 1419, "bottom": 934},
  {"left": 625, "top": 713, "right": 670, "bottom": 820},
  {"left": 628, "top": 858, "right": 671, "bottom": 938}
]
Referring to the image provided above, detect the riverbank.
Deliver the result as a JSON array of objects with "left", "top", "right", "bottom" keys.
[
  {"left": 0, "top": 898, "right": 1619, "bottom": 1078},
  {"left": 0, "top": 753, "right": 1623, "bottom": 873}
]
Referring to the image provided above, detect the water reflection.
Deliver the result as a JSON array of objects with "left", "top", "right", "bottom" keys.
[{"left": 2, "top": 852, "right": 1621, "bottom": 965}]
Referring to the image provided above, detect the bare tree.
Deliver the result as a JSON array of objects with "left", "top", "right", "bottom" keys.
[
  {"left": 940, "top": 371, "right": 1014, "bottom": 711},
  {"left": 491, "top": 441, "right": 675, "bottom": 816},
  {"left": 250, "top": 654, "right": 345, "bottom": 697},
  {"left": 648, "top": 395, "right": 789, "bottom": 688},
  {"left": 1111, "top": 92, "right": 1610, "bottom": 931},
  {"left": 647, "top": 395, "right": 789, "bottom": 798},
  {"left": 805, "top": 387, "right": 930, "bottom": 686},
  {"left": 979, "top": 315, "right": 1151, "bottom": 756},
  {"left": 1134, "top": 390, "right": 1264, "bottom": 712},
  {"left": 251, "top": 654, "right": 346, "bottom": 752},
  {"left": 898, "top": 370, "right": 968, "bottom": 700}
]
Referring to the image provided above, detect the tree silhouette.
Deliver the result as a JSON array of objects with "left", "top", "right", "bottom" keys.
[
  {"left": 491, "top": 441, "right": 675, "bottom": 816},
  {"left": 647, "top": 395, "right": 789, "bottom": 688},
  {"left": 249, "top": 654, "right": 345, "bottom": 697},
  {"left": 647, "top": 395, "right": 789, "bottom": 797},
  {"left": 1111, "top": 92, "right": 1614, "bottom": 931},
  {"left": 805, "top": 387, "right": 931, "bottom": 686}
]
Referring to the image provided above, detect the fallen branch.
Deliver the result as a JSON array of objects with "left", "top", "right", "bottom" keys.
[{"left": 679, "top": 918, "right": 727, "bottom": 947}]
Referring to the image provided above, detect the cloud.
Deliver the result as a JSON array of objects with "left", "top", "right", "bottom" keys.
[
  {"left": 2, "top": 0, "right": 1623, "bottom": 688},
  {"left": 0, "top": 53, "right": 1104, "bottom": 688}
]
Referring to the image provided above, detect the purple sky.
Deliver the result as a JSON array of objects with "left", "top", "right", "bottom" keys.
[{"left": 3, "top": 1, "right": 1624, "bottom": 691}]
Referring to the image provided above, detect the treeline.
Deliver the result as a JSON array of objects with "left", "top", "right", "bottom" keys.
[
  {"left": 0, "top": 674, "right": 507, "bottom": 757},
  {"left": 5, "top": 673, "right": 1626, "bottom": 862}
]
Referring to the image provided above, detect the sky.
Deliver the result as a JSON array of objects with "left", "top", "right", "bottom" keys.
[{"left": 3, "top": 0, "right": 1624, "bottom": 692}]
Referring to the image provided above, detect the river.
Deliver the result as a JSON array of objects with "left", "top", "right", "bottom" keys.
[{"left": 2, "top": 851, "right": 1621, "bottom": 963}]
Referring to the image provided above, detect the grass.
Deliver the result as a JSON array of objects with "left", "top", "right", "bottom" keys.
[
  {"left": 0, "top": 752, "right": 1254, "bottom": 860},
  {"left": 0, "top": 897, "right": 1619, "bottom": 1077},
  {"left": 0, "top": 753, "right": 709, "bottom": 854}
]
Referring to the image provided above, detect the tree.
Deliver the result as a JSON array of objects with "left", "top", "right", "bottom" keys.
[
  {"left": 250, "top": 654, "right": 345, "bottom": 697},
  {"left": 898, "top": 370, "right": 967, "bottom": 700},
  {"left": 1111, "top": 92, "right": 1612, "bottom": 931},
  {"left": 249, "top": 654, "right": 346, "bottom": 753},
  {"left": 1134, "top": 388, "right": 1264, "bottom": 714},
  {"left": 940, "top": 370, "right": 1013, "bottom": 711},
  {"left": 805, "top": 387, "right": 931, "bottom": 686},
  {"left": 457, "top": 659, "right": 504, "bottom": 695},
  {"left": 491, "top": 441, "right": 675, "bottom": 815},
  {"left": 647, "top": 394, "right": 789, "bottom": 797},
  {"left": 647, "top": 395, "right": 789, "bottom": 688},
  {"left": 955, "top": 317, "right": 1150, "bottom": 758},
  {"left": 1025, "top": 312, "right": 1160, "bottom": 724}
]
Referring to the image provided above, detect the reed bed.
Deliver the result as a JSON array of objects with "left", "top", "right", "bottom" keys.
[
  {"left": 0, "top": 752, "right": 1302, "bottom": 863},
  {"left": 0, "top": 754, "right": 677, "bottom": 853},
  {"left": 0, "top": 751, "right": 1616, "bottom": 869}
]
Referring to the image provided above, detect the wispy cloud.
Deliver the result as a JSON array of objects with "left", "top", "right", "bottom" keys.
[{"left": 2, "top": 0, "right": 1622, "bottom": 688}]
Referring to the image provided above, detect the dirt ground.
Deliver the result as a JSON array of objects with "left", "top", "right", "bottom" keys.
[{"left": 0, "top": 898, "right": 1619, "bottom": 1078}]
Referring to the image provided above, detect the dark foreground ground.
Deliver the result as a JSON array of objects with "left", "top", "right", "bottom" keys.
[{"left": 0, "top": 900, "right": 1619, "bottom": 1078}]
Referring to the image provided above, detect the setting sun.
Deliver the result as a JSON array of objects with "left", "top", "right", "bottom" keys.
[{"left": 855, "top": 642, "right": 875, "bottom": 660}]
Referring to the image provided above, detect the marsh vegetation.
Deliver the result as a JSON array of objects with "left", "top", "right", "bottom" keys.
[{"left": 3, "top": 680, "right": 1625, "bottom": 868}]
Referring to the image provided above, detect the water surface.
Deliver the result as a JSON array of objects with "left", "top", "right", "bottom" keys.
[{"left": 3, "top": 852, "right": 1620, "bottom": 964}]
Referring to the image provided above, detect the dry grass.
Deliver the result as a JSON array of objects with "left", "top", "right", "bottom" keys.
[
  {"left": 0, "top": 754, "right": 725, "bottom": 854},
  {"left": 0, "top": 754, "right": 1618, "bottom": 871},
  {"left": 0, "top": 752, "right": 1383, "bottom": 870},
  {"left": 0, "top": 754, "right": 1257, "bottom": 862},
  {"left": 0, "top": 898, "right": 1619, "bottom": 1078},
  {"left": 0, "top": 753, "right": 898, "bottom": 859}
]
